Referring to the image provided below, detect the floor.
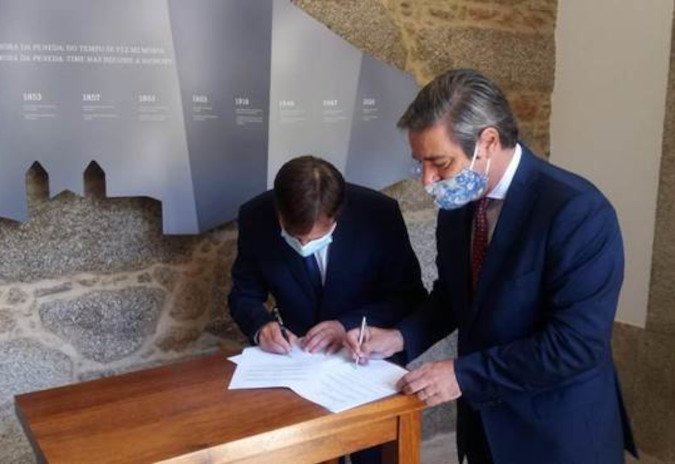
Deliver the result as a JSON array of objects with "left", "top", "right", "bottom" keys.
[
  {"left": 418, "top": 433, "right": 667, "bottom": 464},
  {"left": 421, "top": 432, "right": 459, "bottom": 464}
]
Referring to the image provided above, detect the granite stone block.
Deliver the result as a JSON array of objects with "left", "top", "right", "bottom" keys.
[
  {"left": 39, "top": 288, "right": 166, "bottom": 363},
  {"left": 205, "top": 316, "right": 248, "bottom": 347},
  {"left": 383, "top": 179, "right": 435, "bottom": 213},
  {"left": 155, "top": 326, "right": 202, "bottom": 352},
  {"left": 0, "top": 191, "right": 197, "bottom": 282},
  {"left": 292, "top": 0, "right": 407, "bottom": 70},
  {"left": 0, "top": 339, "right": 73, "bottom": 406},
  {"left": 425, "top": 1, "right": 555, "bottom": 34},
  {"left": 404, "top": 209, "right": 439, "bottom": 291},
  {"left": 415, "top": 27, "right": 554, "bottom": 92},
  {"left": 0, "top": 404, "right": 36, "bottom": 464},
  {"left": 170, "top": 280, "right": 210, "bottom": 321}
]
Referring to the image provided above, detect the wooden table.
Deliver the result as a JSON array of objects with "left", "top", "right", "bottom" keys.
[{"left": 15, "top": 350, "right": 425, "bottom": 464}]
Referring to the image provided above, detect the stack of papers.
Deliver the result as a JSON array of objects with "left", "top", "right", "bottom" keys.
[{"left": 228, "top": 345, "right": 408, "bottom": 413}]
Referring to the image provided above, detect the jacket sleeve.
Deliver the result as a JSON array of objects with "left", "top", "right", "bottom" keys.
[
  {"left": 228, "top": 206, "right": 275, "bottom": 343},
  {"left": 454, "top": 190, "right": 623, "bottom": 409},
  {"left": 336, "top": 201, "right": 428, "bottom": 331},
  {"left": 397, "top": 211, "right": 458, "bottom": 362}
]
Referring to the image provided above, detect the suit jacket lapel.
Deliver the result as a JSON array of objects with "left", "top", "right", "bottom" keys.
[{"left": 469, "top": 149, "right": 539, "bottom": 326}]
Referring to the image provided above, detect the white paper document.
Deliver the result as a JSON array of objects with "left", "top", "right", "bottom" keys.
[{"left": 228, "top": 345, "right": 408, "bottom": 413}]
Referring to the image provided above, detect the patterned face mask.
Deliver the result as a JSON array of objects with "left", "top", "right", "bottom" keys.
[{"left": 424, "top": 142, "right": 491, "bottom": 210}]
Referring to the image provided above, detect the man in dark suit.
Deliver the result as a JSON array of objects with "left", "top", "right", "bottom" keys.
[
  {"left": 229, "top": 155, "right": 427, "bottom": 464},
  {"left": 347, "top": 69, "right": 638, "bottom": 464}
]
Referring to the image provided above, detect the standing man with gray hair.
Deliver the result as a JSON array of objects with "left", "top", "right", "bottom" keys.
[{"left": 346, "top": 69, "right": 637, "bottom": 464}]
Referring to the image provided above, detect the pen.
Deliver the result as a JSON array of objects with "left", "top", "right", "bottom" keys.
[
  {"left": 273, "top": 307, "right": 292, "bottom": 357},
  {"left": 355, "top": 316, "right": 367, "bottom": 368}
]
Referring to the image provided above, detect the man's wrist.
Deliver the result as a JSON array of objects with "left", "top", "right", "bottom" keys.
[
  {"left": 332, "top": 319, "right": 346, "bottom": 331},
  {"left": 393, "top": 329, "right": 405, "bottom": 353}
]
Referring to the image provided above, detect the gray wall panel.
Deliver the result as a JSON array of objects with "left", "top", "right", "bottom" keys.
[
  {"left": 267, "top": 0, "right": 361, "bottom": 185},
  {"left": 345, "top": 54, "right": 419, "bottom": 190},
  {"left": 169, "top": 0, "right": 271, "bottom": 232},
  {"left": 0, "top": 0, "right": 199, "bottom": 233},
  {"left": 0, "top": 0, "right": 418, "bottom": 234}
]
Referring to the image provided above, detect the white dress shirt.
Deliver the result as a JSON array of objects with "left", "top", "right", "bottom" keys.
[
  {"left": 484, "top": 143, "right": 522, "bottom": 243},
  {"left": 313, "top": 244, "right": 329, "bottom": 285}
]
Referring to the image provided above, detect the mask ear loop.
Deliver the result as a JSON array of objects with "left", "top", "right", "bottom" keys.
[
  {"left": 469, "top": 142, "right": 492, "bottom": 176},
  {"left": 470, "top": 129, "right": 488, "bottom": 170},
  {"left": 300, "top": 221, "right": 337, "bottom": 250},
  {"left": 469, "top": 142, "right": 481, "bottom": 170}
]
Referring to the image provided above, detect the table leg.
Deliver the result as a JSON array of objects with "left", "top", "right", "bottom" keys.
[{"left": 381, "top": 410, "right": 422, "bottom": 464}]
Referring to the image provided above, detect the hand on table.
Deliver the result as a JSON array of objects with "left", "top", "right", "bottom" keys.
[{"left": 397, "top": 360, "right": 462, "bottom": 406}]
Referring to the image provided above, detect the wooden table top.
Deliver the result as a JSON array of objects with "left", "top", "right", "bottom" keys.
[{"left": 15, "top": 350, "right": 424, "bottom": 464}]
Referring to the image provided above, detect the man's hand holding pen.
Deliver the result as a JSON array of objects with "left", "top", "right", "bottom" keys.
[
  {"left": 258, "top": 312, "right": 298, "bottom": 355},
  {"left": 344, "top": 326, "right": 405, "bottom": 365},
  {"left": 344, "top": 326, "right": 462, "bottom": 406},
  {"left": 257, "top": 308, "right": 347, "bottom": 356}
]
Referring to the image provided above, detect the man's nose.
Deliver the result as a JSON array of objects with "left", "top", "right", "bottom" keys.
[{"left": 422, "top": 166, "right": 439, "bottom": 187}]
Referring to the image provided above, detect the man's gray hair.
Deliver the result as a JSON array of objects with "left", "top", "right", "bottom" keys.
[{"left": 398, "top": 69, "right": 518, "bottom": 157}]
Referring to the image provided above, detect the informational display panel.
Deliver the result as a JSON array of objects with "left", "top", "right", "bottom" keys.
[{"left": 0, "top": 0, "right": 419, "bottom": 234}]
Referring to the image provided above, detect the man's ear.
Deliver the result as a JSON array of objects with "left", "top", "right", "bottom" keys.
[{"left": 479, "top": 127, "right": 501, "bottom": 159}]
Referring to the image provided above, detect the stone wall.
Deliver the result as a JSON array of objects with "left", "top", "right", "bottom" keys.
[
  {"left": 0, "top": 1, "right": 558, "bottom": 462},
  {"left": 292, "top": 0, "right": 557, "bottom": 157}
]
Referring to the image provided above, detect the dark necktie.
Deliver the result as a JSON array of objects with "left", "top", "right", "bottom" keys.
[
  {"left": 303, "top": 254, "right": 323, "bottom": 297},
  {"left": 471, "top": 197, "right": 489, "bottom": 288}
]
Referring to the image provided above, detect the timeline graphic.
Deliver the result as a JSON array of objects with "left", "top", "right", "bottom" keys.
[{"left": 0, "top": 0, "right": 418, "bottom": 234}]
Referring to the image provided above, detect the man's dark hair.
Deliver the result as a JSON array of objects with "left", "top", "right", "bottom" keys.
[
  {"left": 398, "top": 69, "right": 519, "bottom": 157},
  {"left": 274, "top": 155, "right": 345, "bottom": 236}
]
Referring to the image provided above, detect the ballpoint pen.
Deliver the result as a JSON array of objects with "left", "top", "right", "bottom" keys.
[
  {"left": 354, "top": 316, "right": 367, "bottom": 368},
  {"left": 273, "top": 307, "right": 292, "bottom": 357}
]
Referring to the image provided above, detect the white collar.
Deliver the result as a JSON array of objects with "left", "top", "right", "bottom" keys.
[{"left": 487, "top": 143, "right": 522, "bottom": 200}]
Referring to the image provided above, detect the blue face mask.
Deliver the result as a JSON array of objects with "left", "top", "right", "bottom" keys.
[
  {"left": 424, "top": 142, "right": 491, "bottom": 210},
  {"left": 280, "top": 223, "right": 336, "bottom": 257}
]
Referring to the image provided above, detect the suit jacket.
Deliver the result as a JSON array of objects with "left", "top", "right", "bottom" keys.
[
  {"left": 229, "top": 183, "right": 427, "bottom": 342},
  {"left": 399, "top": 147, "right": 637, "bottom": 464}
]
